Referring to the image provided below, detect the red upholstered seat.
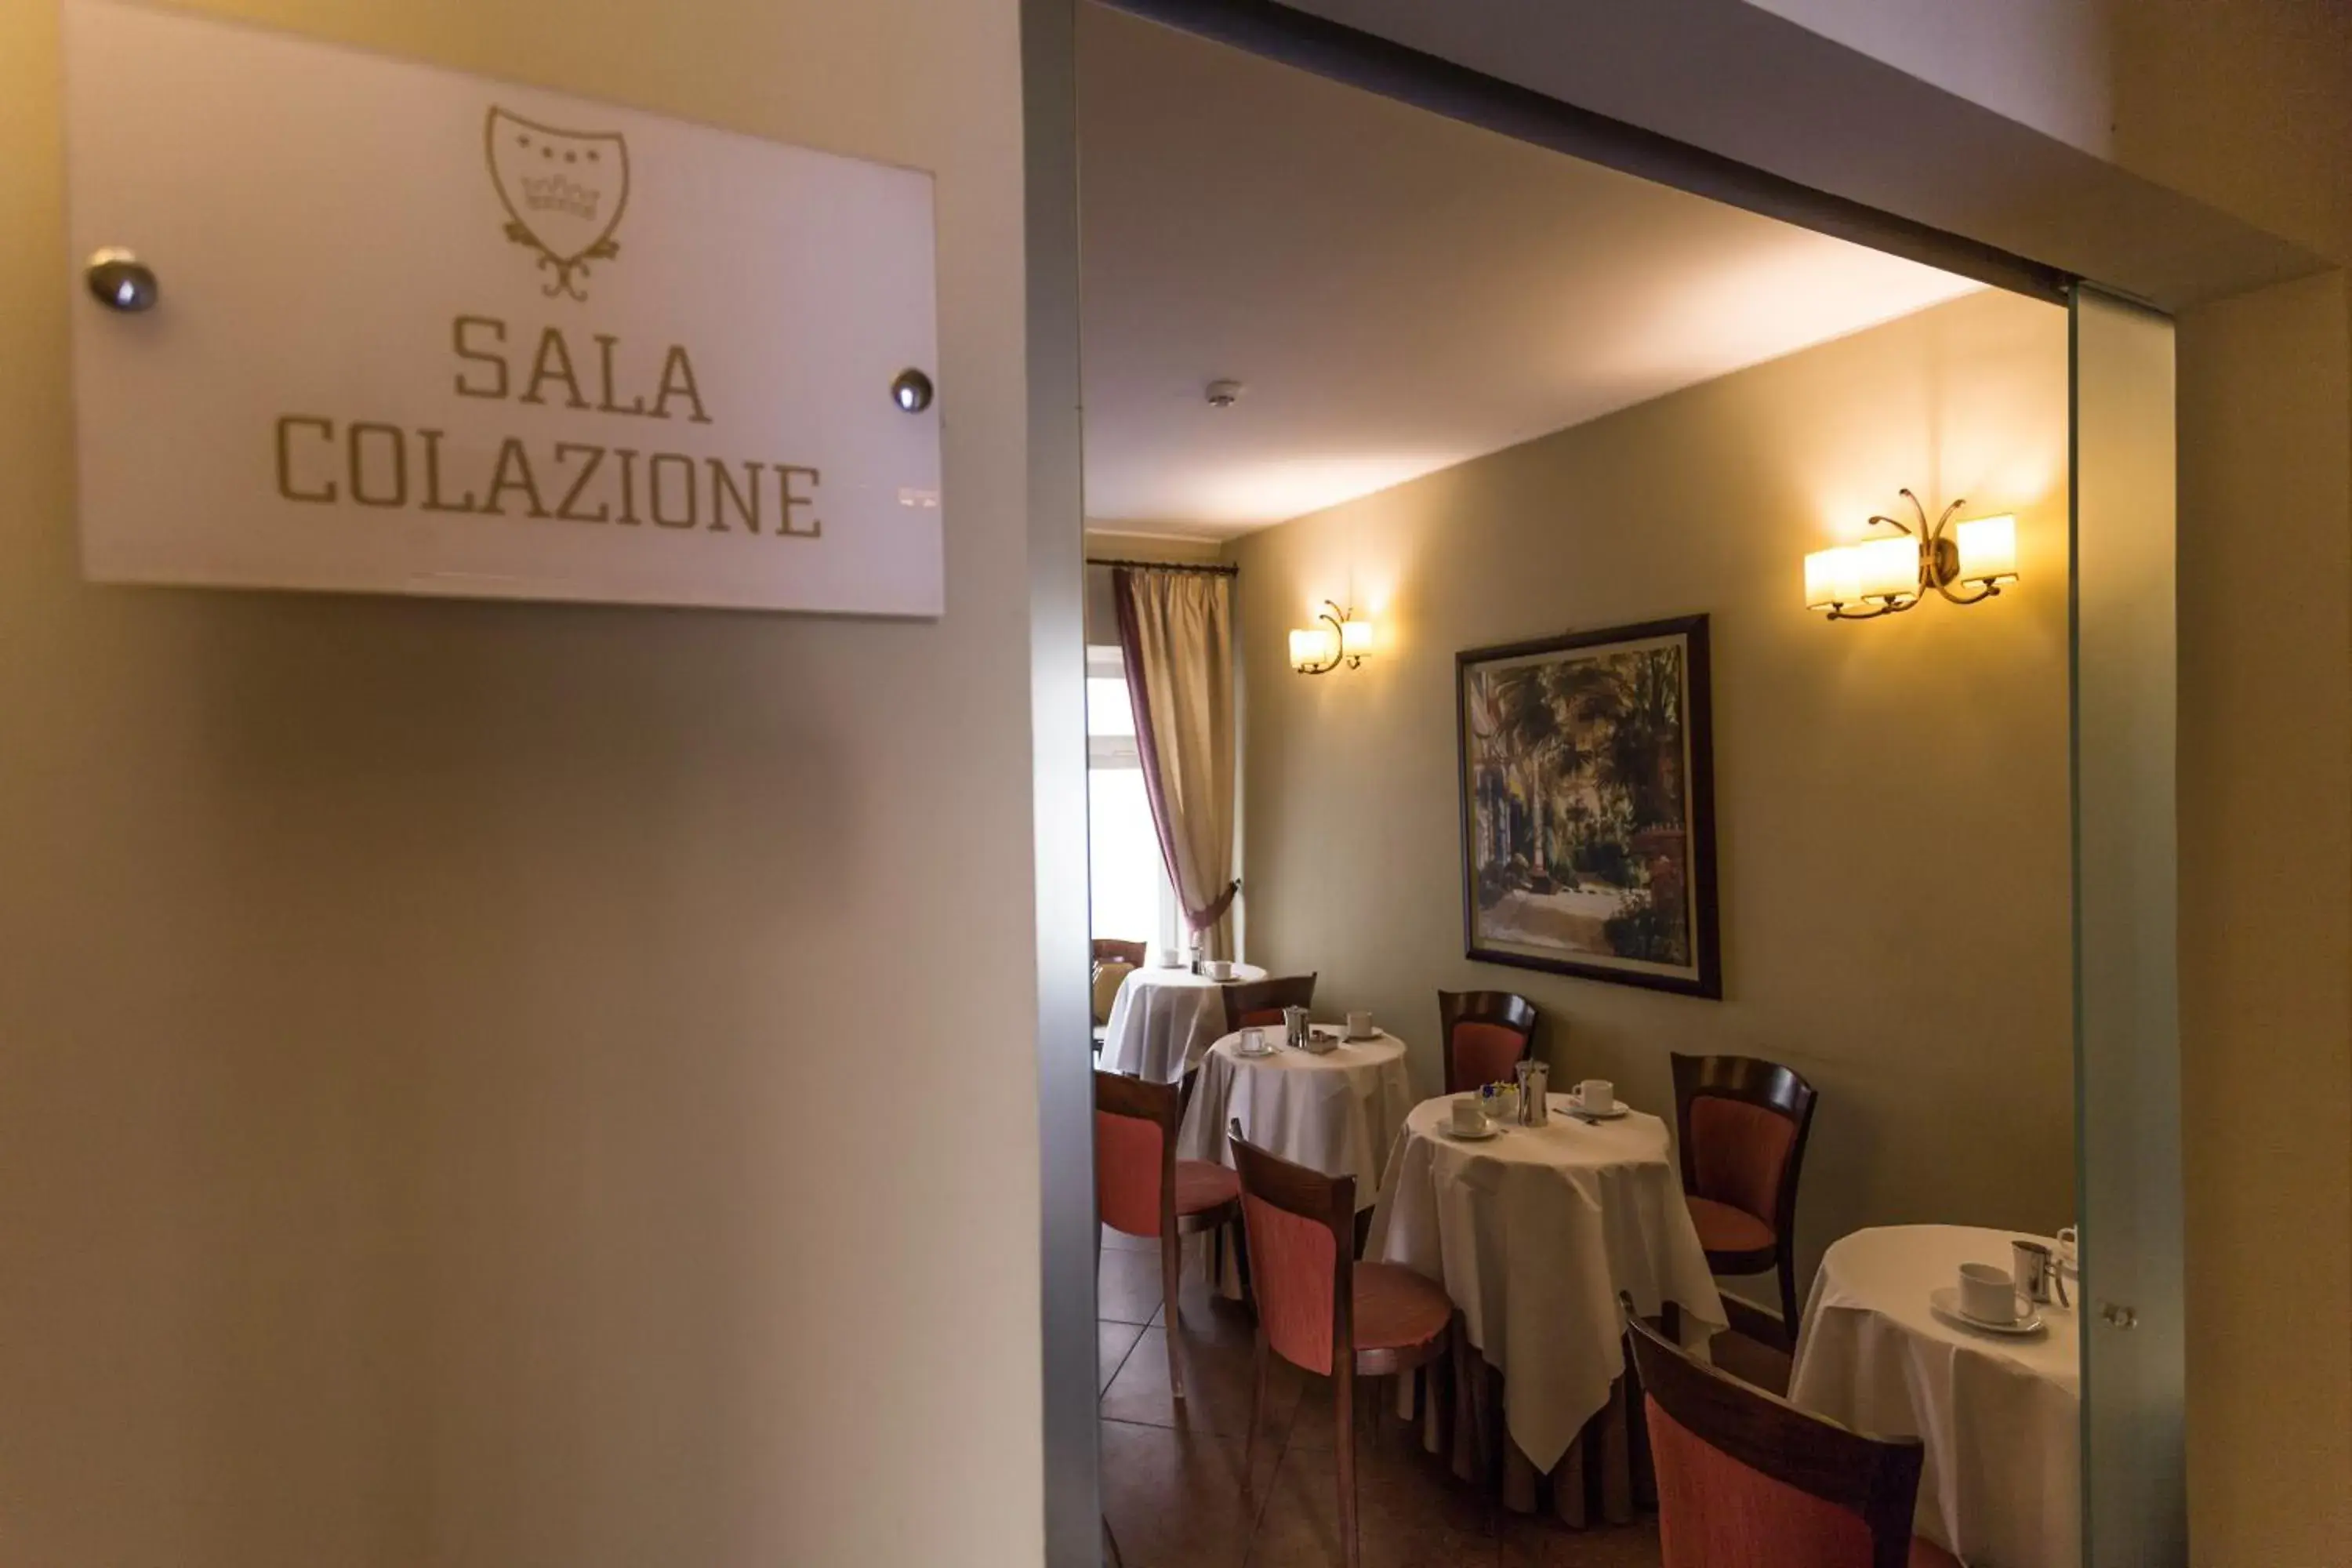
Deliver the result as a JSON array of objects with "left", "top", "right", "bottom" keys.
[
  {"left": 1687, "top": 1195, "right": 1775, "bottom": 1254},
  {"left": 1352, "top": 1263, "right": 1452, "bottom": 1355},
  {"left": 1450, "top": 1021, "right": 1530, "bottom": 1089},
  {"left": 1650, "top": 1395, "right": 1958, "bottom": 1568},
  {"left": 1237, "top": 1007, "right": 1286, "bottom": 1028},
  {"left": 1690, "top": 1095, "right": 1798, "bottom": 1221},
  {"left": 1174, "top": 1159, "right": 1241, "bottom": 1215}
]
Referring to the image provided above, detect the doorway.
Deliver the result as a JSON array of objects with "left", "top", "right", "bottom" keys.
[{"left": 1044, "top": 5, "right": 2177, "bottom": 1566}]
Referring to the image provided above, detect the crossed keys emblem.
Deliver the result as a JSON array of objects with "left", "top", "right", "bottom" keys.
[{"left": 485, "top": 107, "right": 630, "bottom": 300}]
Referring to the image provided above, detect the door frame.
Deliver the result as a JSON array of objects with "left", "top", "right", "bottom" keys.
[{"left": 1028, "top": 5, "right": 2194, "bottom": 1563}]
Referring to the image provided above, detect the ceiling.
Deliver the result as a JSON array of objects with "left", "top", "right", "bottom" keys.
[{"left": 1076, "top": 4, "right": 1985, "bottom": 536}]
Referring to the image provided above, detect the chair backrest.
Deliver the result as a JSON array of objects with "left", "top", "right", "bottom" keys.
[
  {"left": 1626, "top": 1312, "right": 1926, "bottom": 1568},
  {"left": 1226, "top": 1121, "right": 1355, "bottom": 1377},
  {"left": 1436, "top": 989, "right": 1538, "bottom": 1095},
  {"left": 1221, "top": 972, "right": 1318, "bottom": 1035},
  {"left": 1670, "top": 1053, "right": 1817, "bottom": 1231},
  {"left": 1090, "top": 960, "right": 1137, "bottom": 1026},
  {"left": 1093, "top": 938, "right": 1149, "bottom": 967},
  {"left": 1094, "top": 1069, "right": 1192, "bottom": 1239}
]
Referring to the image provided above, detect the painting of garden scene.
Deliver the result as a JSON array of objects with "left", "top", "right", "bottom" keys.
[{"left": 1456, "top": 615, "right": 1719, "bottom": 996}]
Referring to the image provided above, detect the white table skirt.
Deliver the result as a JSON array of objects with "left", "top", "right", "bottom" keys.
[
  {"left": 1788, "top": 1225, "right": 2081, "bottom": 1568},
  {"left": 1101, "top": 963, "right": 1265, "bottom": 1083},
  {"left": 1367, "top": 1094, "right": 1726, "bottom": 1474},
  {"left": 1175, "top": 1028, "right": 1417, "bottom": 1210}
]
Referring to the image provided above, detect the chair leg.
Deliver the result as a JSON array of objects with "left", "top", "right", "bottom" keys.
[
  {"left": 1161, "top": 1225, "right": 1185, "bottom": 1403},
  {"left": 1777, "top": 1247, "right": 1802, "bottom": 1348},
  {"left": 1336, "top": 1358, "right": 1359, "bottom": 1568},
  {"left": 1244, "top": 1326, "right": 1271, "bottom": 1508}
]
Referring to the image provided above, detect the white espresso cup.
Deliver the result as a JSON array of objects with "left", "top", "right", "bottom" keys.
[
  {"left": 2056, "top": 1225, "right": 2079, "bottom": 1270},
  {"left": 1347, "top": 1009, "right": 1374, "bottom": 1038},
  {"left": 1577, "top": 1078, "right": 1614, "bottom": 1112},
  {"left": 1450, "top": 1097, "right": 1490, "bottom": 1135},
  {"left": 1240, "top": 1026, "right": 1266, "bottom": 1056},
  {"left": 1204, "top": 960, "right": 1236, "bottom": 981},
  {"left": 1958, "top": 1261, "right": 2019, "bottom": 1324}
]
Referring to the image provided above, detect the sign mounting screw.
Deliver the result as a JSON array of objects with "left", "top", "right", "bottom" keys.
[
  {"left": 86, "top": 249, "right": 159, "bottom": 313},
  {"left": 891, "top": 368, "right": 935, "bottom": 413}
]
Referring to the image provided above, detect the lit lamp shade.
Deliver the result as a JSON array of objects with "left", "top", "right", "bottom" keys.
[
  {"left": 1955, "top": 514, "right": 2019, "bottom": 583},
  {"left": 1290, "top": 622, "right": 1340, "bottom": 672},
  {"left": 1852, "top": 535, "right": 1922, "bottom": 603},
  {"left": 1803, "top": 545, "right": 1862, "bottom": 610},
  {"left": 1340, "top": 616, "right": 1374, "bottom": 661}
]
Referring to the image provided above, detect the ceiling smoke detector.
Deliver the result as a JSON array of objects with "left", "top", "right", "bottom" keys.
[{"left": 1204, "top": 379, "right": 1244, "bottom": 408}]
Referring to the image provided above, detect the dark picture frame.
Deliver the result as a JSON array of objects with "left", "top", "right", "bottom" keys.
[{"left": 1456, "top": 615, "right": 1721, "bottom": 999}]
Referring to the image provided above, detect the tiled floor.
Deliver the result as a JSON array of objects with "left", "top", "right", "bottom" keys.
[{"left": 1098, "top": 1229, "right": 1675, "bottom": 1567}]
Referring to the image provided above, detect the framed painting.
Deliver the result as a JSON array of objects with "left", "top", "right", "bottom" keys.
[{"left": 1456, "top": 615, "right": 1720, "bottom": 998}]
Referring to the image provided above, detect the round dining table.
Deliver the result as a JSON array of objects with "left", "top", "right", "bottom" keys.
[
  {"left": 1367, "top": 1093, "right": 1726, "bottom": 1484},
  {"left": 1788, "top": 1225, "right": 2081, "bottom": 1568},
  {"left": 1100, "top": 962, "right": 1265, "bottom": 1082},
  {"left": 1175, "top": 1026, "right": 1417, "bottom": 1210}
]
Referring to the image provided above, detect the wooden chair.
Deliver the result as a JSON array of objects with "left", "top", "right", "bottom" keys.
[
  {"left": 1094, "top": 1068, "right": 1243, "bottom": 1402},
  {"left": 1625, "top": 1312, "right": 1958, "bottom": 1567},
  {"left": 1436, "top": 989, "right": 1538, "bottom": 1095},
  {"left": 1093, "top": 937, "right": 1149, "bottom": 967},
  {"left": 1670, "top": 1053, "right": 1818, "bottom": 1343},
  {"left": 1220, "top": 972, "right": 1316, "bottom": 1036},
  {"left": 1228, "top": 1121, "right": 1457, "bottom": 1568}
]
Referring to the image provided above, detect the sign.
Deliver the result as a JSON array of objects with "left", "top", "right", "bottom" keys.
[{"left": 62, "top": 0, "right": 943, "bottom": 615}]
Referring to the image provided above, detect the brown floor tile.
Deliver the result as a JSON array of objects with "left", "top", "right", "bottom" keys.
[
  {"left": 1285, "top": 1367, "right": 1438, "bottom": 1454},
  {"left": 1101, "top": 1247, "right": 1169, "bottom": 1326},
  {"left": 1155, "top": 1269, "right": 1254, "bottom": 1345},
  {"left": 1102, "top": 1320, "right": 1146, "bottom": 1394},
  {"left": 1246, "top": 1438, "right": 1500, "bottom": 1568},
  {"left": 1102, "top": 1324, "right": 1305, "bottom": 1443},
  {"left": 1100, "top": 1418, "right": 1275, "bottom": 1568},
  {"left": 1497, "top": 1515, "right": 1661, "bottom": 1567}
]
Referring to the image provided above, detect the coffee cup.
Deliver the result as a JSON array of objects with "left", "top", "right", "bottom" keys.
[
  {"left": 2056, "top": 1225, "right": 2078, "bottom": 1270},
  {"left": 1347, "top": 1009, "right": 1374, "bottom": 1038},
  {"left": 1577, "top": 1079, "right": 1614, "bottom": 1113},
  {"left": 1450, "top": 1097, "right": 1490, "bottom": 1135},
  {"left": 1205, "top": 959, "right": 1235, "bottom": 981},
  {"left": 1156, "top": 947, "right": 1182, "bottom": 968},
  {"left": 1240, "top": 1026, "right": 1266, "bottom": 1056},
  {"left": 1958, "top": 1261, "right": 2019, "bottom": 1324}
]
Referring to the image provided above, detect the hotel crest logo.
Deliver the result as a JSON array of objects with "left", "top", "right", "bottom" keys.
[{"left": 485, "top": 107, "right": 629, "bottom": 299}]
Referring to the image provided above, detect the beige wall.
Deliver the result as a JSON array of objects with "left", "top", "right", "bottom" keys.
[
  {"left": 2176, "top": 274, "right": 2352, "bottom": 1559},
  {"left": 1232, "top": 289, "right": 2073, "bottom": 1300},
  {"left": 0, "top": 3, "right": 1043, "bottom": 1565}
]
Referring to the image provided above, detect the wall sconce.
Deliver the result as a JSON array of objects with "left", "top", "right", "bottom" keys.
[
  {"left": 1290, "top": 601, "right": 1373, "bottom": 674},
  {"left": 1803, "top": 490, "right": 2018, "bottom": 620}
]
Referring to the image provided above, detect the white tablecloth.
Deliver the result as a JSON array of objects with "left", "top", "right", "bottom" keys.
[
  {"left": 1175, "top": 1029, "right": 1417, "bottom": 1210},
  {"left": 1788, "top": 1225, "right": 2081, "bottom": 1568},
  {"left": 1367, "top": 1094, "right": 1726, "bottom": 1473},
  {"left": 1101, "top": 964, "right": 1266, "bottom": 1082}
]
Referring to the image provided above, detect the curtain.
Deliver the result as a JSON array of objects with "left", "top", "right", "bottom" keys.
[{"left": 1112, "top": 565, "right": 1240, "bottom": 961}]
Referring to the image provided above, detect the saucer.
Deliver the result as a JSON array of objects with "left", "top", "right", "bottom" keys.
[
  {"left": 1344, "top": 1027, "right": 1382, "bottom": 1042},
  {"left": 1232, "top": 1042, "right": 1275, "bottom": 1059},
  {"left": 1559, "top": 1096, "right": 1630, "bottom": 1120},
  {"left": 1928, "top": 1287, "right": 2046, "bottom": 1337},
  {"left": 1443, "top": 1120, "right": 1501, "bottom": 1141}
]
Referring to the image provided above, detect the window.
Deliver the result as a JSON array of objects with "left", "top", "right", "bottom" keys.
[{"left": 1087, "top": 648, "right": 1180, "bottom": 953}]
